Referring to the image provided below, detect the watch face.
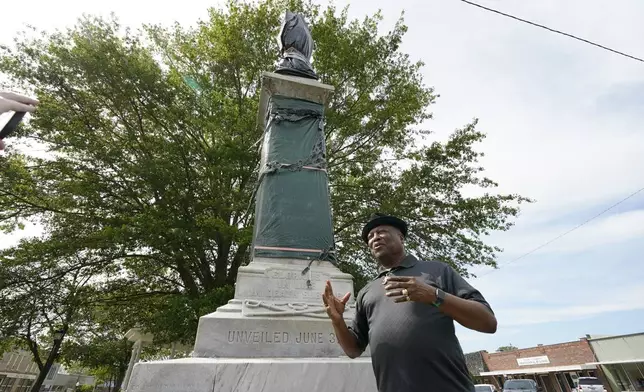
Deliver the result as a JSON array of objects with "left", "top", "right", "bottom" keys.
[{"left": 435, "top": 289, "right": 445, "bottom": 304}]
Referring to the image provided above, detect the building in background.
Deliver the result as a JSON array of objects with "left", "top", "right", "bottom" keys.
[
  {"left": 0, "top": 350, "right": 94, "bottom": 392},
  {"left": 587, "top": 332, "right": 644, "bottom": 392},
  {"left": 465, "top": 351, "right": 490, "bottom": 385},
  {"left": 0, "top": 350, "right": 37, "bottom": 392},
  {"left": 468, "top": 338, "right": 607, "bottom": 392}
]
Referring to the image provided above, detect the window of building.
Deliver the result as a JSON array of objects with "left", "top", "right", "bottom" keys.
[
  {"left": 556, "top": 373, "right": 569, "bottom": 392},
  {"left": 0, "top": 376, "right": 16, "bottom": 392},
  {"left": 15, "top": 356, "right": 26, "bottom": 372},
  {"left": 636, "top": 363, "right": 644, "bottom": 391},
  {"left": 9, "top": 355, "right": 19, "bottom": 370},
  {"left": 46, "top": 364, "right": 59, "bottom": 380},
  {"left": 606, "top": 364, "right": 633, "bottom": 391},
  {"left": 620, "top": 362, "right": 644, "bottom": 391},
  {"left": 564, "top": 373, "right": 575, "bottom": 389},
  {"left": 6, "top": 354, "right": 18, "bottom": 370},
  {"left": 14, "top": 378, "right": 32, "bottom": 392},
  {"left": 0, "top": 354, "right": 10, "bottom": 369}
]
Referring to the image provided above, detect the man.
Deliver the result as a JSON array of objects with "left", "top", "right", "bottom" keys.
[
  {"left": 322, "top": 213, "right": 497, "bottom": 392},
  {"left": 0, "top": 91, "right": 39, "bottom": 151}
]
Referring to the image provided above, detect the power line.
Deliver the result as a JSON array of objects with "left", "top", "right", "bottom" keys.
[
  {"left": 457, "top": 0, "right": 644, "bottom": 64},
  {"left": 478, "top": 185, "right": 644, "bottom": 278}
]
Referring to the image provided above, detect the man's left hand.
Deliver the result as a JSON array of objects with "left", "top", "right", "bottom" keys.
[{"left": 383, "top": 276, "right": 438, "bottom": 304}]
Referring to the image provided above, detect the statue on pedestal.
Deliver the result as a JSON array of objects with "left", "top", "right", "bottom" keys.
[{"left": 276, "top": 11, "right": 318, "bottom": 80}]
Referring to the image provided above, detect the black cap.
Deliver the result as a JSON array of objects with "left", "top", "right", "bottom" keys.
[{"left": 361, "top": 213, "right": 408, "bottom": 244}]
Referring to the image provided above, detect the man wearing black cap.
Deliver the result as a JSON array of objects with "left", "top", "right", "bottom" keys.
[{"left": 322, "top": 213, "right": 497, "bottom": 392}]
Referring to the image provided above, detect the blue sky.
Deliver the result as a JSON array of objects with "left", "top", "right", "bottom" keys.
[{"left": 2, "top": 0, "right": 644, "bottom": 355}]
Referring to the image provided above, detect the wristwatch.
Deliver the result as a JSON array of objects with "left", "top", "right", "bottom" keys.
[{"left": 433, "top": 288, "right": 445, "bottom": 307}]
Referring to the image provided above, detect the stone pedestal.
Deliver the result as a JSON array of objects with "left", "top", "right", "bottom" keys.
[
  {"left": 127, "top": 256, "right": 375, "bottom": 391},
  {"left": 126, "top": 70, "right": 376, "bottom": 391},
  {"left": 193, "top": 257, "right": 363, "bottom": 358},
  {"left": 128, "top": 358, "right": 376, "bottom": 392}
]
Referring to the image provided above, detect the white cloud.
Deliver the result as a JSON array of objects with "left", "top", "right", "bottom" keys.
[
  {"left": 457, "top": 326, "right": 521, "bottom": 344},
  {"left": 455, "top": 282, "right": 644, "bottom": 351},
  {"left": 404, "top": 0, "right": 644, "bottom": 221},
  {"left": 0, "top": 222, "right": 43, "bottom": 249},
  {"left": 497, "top": 285, "right": 644, "bottom": 327},
  {"left": 492, "top": 208, "right": 644, "bottom": 259}
]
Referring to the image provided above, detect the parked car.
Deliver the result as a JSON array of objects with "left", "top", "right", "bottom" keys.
[
  {"left": 575, "top": 377, "right": 607, "bottom": 392},
  {"left": 503, "top": 379, "right": 540, "bottom": 392},
  {"left": 475, "top": 384, "right": 497, "bottom": 392}
]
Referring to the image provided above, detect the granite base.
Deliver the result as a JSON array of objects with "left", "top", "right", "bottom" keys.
[{"left": 126, "top": 357, "right": 377, "bottom": 392}]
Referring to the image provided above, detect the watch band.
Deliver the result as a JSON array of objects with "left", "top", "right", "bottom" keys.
[{"left": 433, "top": 288, "right": 445, "bottom": 307}]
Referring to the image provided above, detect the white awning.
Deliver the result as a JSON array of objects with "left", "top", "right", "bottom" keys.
[
  {"left": 586, "top": 359, "right": 644, "bottom": 366},
  {"left": 0, "top": 373, "right": 36, "bottom": 380},
  {"left": 480, "top": 364, "right": 597, "bottom": 376}
]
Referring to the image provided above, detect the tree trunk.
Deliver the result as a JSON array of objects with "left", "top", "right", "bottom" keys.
[
  {"left": 29, "top": 331, "right": 66, "bottom": 392},
  {"left": 113, "top": 377, "right": 124, "bottom": 392},
  {"left": 226, "top": 243, "right": 249, "bottom": 285},
  {"left": 114, "top": 360, "right": 128, "bottom": 392},
  {"left": 107, "top": 374, "right": 115, "bottom": 392},
  {"left": 213, "top": 236, "right": 231, "bottom": 286}
]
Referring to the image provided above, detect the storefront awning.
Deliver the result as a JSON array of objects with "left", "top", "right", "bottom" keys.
[
  {"left": 586, "top": 359, "right": 644, "bottom": 366},
  {"left": 480, "top": 364, "right": 597, "bottom": 376}
]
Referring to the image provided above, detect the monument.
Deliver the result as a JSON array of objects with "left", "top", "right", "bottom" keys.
[{"left": 125, "top": 12, "right": 377, "bottom": 392}]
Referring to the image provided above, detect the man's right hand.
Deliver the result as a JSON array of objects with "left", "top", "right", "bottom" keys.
[
  {"left": 0, "top": 91, "right": 39, "bottom": 151},
  {"left": 0, "top": 92, "right": 39, "bottom": 114},
  {"left": 322, "top": 280, "right": 350, "bottom": 322}
]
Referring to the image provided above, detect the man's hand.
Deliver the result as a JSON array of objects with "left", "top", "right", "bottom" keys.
[
  {"left": 0, "top": 92, "right": 39, "bottom": 151},
  {"left": 322, "top": 280, "right": 363, "bottom": 358},
  {"left": 0, "top": 92, "right": 39, "bottom": 114},
  {"left": 384, "top": 275, "right": 498, "bottom": 333},
  {"left": 383, "top": 276, "right": 437, "bottom": 304},
  {"left": 322, "top": 280, "right": 351, "bottom": 322}
]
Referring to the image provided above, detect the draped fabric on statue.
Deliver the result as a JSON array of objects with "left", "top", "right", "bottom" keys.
[{"left": 252, "top": 95, "right": 335, "bottom": 263}]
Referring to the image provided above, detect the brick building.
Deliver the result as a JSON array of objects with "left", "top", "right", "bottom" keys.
[{"left": 471, "top": 338, "right": 610, "bottom": 392}]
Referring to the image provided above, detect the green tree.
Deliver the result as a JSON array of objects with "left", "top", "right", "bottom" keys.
[
  {"left": 497, "top": 345, "right": 519, "bottom": 352},
  {"left": 0, "top": 238, "right": 122, "bottom": 392},
  {"left": 60, "top": 304, "right": 190, "bottom": 392},
  {"left": 0, "top": 0, "right": 530, "bottom": 343},
  {"left": 60, "top": 310, "right": 133, "bottom": 392}
]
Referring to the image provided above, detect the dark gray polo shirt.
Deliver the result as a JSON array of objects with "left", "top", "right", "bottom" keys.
[{"left": 349, "top": 255, "right": 493, "bottom": 392}]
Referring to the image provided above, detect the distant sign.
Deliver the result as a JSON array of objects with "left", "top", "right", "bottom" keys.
[{"left": 517, "top": 356, "right": 550, "bottom": 366}]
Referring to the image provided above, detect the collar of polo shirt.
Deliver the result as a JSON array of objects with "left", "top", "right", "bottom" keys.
[{"left": 376, "top": 254, "right": 419, "bottom": 278}]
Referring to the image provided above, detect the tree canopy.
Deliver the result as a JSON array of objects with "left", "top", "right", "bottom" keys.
[
  {"left": 0, "top": 0, "right": 530, "bottom": 345},
  {"left": 497, "top": 345, "right": 519, "bottom": 352}
]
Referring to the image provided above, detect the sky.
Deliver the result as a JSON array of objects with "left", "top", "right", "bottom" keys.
[{"left": 2, "top": 0, "right": 644, "bottom": 355}]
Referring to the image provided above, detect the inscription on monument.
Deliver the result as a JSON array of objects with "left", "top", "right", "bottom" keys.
[
  {"left": 237, "top": 269, "right": 330, "bottom": 300},
  {"left": 237, "top": 287, "right": 322, "bottom": 300},
  {"left": 227, "top": 330, "right": 337, "bottom": 344}
]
